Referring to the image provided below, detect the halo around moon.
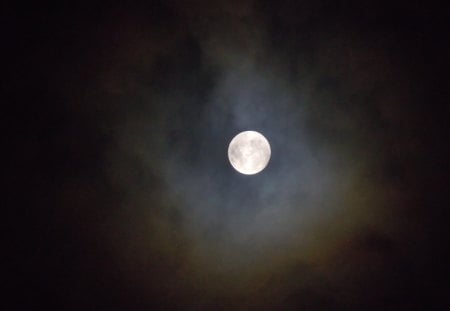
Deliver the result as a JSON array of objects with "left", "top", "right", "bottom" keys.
[{"left": 228, "top": 131, "right": 271, "bottom": 175}]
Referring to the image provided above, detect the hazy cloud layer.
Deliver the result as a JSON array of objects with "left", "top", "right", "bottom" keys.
[{"left": 15, "top": 1, "right": 448, "bottom": 309}]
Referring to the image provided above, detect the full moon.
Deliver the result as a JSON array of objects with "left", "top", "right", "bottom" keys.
[{"left": 228, "top": 131, "right": 271, "bottom": 175}]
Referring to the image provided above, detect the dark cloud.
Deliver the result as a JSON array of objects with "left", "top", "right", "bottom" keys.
[{"left": 7, "top": 1, "right": 449, "bottom": 309}]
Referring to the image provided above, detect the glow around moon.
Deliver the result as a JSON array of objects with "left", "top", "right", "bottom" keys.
[{"left": 228, "top": 131, "right": 271, "bottom": 175}]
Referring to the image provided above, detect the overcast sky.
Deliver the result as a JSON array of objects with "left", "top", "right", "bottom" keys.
[{"left": 6, "top": 1, "right": 449, "bottom": 309}]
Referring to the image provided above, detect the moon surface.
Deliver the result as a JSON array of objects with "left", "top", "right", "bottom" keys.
[{"left": 228, "top": 131, "right": 271, "bottom": 175}]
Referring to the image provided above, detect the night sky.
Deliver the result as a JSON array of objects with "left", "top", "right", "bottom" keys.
[{"left": 6, "top": 1, "right": 450, "bottom": 309}]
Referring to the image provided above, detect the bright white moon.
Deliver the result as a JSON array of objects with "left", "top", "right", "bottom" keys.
[{"left": 228, "top": 131, "right": 271, "bottom": 175}]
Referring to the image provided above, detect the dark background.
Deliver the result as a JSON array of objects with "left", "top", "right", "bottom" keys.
[{"left": 5, "top": 1, "right": 450, "bottom": 309}]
